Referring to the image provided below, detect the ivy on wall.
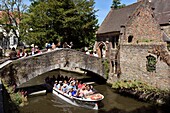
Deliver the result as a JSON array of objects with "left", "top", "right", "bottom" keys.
[
  {"left": 102, "top": 59, "right": 110, "bottom": 79},
  {"left": 146, "top": 55, "right": 156, "bottom": 72}
]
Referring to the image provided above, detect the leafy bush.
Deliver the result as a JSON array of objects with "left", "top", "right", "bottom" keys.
[{"left": 1, "top": 79, "right": 28, "bottom": 106}]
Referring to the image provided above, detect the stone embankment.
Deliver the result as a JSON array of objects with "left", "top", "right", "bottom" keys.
[{"left": 112, "top": 80, "right": 170, "bottom": 106}]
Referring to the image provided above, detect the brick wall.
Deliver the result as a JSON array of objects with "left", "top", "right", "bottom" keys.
[
  {"left": 118, "top": 43, "right": 170, "bottom": 90},
  {"left": 125, "top": 4, "right": 162, "bottom": 43}
]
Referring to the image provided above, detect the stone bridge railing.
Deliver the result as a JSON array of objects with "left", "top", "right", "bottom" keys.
[{"left": 0, "top": 49, "right": 107, "bottom": 86}]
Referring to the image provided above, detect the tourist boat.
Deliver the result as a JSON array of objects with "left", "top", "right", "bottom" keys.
[{"left": 52, "top": 87, "right": 104, "bottom": 110}]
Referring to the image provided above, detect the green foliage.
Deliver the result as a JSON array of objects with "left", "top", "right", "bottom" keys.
[
  {"left": 21, "top": 0, "right": 98, "bottom": 48},
  {"left": 0, "top": 0, "right": 28, "bottom": 41},
  {"left": 167, "top": 43, "right": 170, "bottom": 51},
  {"left": 140, "top": 39, "right": 153, "bottom": 43},
  {"left": 111, "top": 0, "right": 126, "bottom": 9},
  {"left": 112, "top": 80, "right": 169, "bottom": 104},
  {"left": 103, "top": 59, "right": 109, "bottom": 79},
  {"left": 146, "top": 55, "right": 156, "bottom": 72},
  {"left": 112, "top": 80, "right": 169, "bottom": 95},
  {"left": 1, "top": 79, "right": 28, "bottom": 106}
]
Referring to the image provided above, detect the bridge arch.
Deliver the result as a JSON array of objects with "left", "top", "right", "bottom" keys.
[{"left": 0, "top": 49, "right": 107, "bottom": 86}]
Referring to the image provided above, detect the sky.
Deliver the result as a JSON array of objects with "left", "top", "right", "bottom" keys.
[
  {"left": 95, "top": 0, "right": 137, "bottom": 25},
  {"left": 24, "top": 0, "right": 137, "bottom": 25}
]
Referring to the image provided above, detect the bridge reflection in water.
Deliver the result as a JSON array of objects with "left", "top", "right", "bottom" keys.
[{"left": 18, "top": 69, "right": 161, "bottom": 113}]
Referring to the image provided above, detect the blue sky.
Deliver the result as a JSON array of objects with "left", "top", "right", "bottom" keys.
[
  {"left": 25, "top": 0, "right": 137, "bottom": 25},
  {"left": 95, "top": 0, "right": 136, "bottom": 25}
]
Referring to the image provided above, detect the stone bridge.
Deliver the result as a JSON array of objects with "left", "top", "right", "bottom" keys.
[{"left": 0, "top": 49, "right": 107, "bottom": 86}]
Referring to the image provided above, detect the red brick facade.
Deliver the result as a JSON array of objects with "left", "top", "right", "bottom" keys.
[{"left": 125, "top": 3, "right": 162, "bottom": 43}]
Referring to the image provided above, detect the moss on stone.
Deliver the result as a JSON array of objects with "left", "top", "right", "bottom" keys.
[{"left": 112, "top": 80, "right": 170, "bottom": 105}]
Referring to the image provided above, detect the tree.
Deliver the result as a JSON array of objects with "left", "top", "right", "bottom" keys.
[
  {"left": 0, "top": 0, "right": 28, "bottom": 45},
  {"left": 21, "top": 0, "right": 98, "bottom": 48},
  {"left": 111, "top": 0, "right": 126, "bottom": 9}
]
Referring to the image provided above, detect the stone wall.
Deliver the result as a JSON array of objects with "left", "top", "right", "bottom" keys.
[
  {"left": 125, "top": 3, "right": 162, "bottom": 43},
  {"left": 0, "top": 49, "right": 106, "bottom": 86},
  {"left": 117, "top": 43, "right": 170, "bottom": 90}
]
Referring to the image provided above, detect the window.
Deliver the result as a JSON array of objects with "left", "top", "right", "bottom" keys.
[
  {"left": 146, "top": 55, "right": 156, "bottom": 72},
  {"left": 128, "top": 35, "right": 133, "bottom": 43}
]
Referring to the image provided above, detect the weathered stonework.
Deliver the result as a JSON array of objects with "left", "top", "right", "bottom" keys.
[
  {"left": 125, "top": 3, "right": 162, "bottom": 43},
  {"left": 116, "top": 43, "right": 170, "bottom": 90},
  {"left": 96, "top": 0, "right": 170, "bottom": 91},
  {"left": 0, "top": 49, "right": 106, "bottom": 86}
]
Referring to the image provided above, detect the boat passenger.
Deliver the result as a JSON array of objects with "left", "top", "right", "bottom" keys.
[
  {"left": 78, "top": 81, "right": 83, "bottom": 89},
  {"left": 79, "top": 87, "right": 86, "bottom": 97},
  {"left": 54, "top": 81, "right": 58, "bottom": 88},
  {"left": 68, "top": 88, "right": 77, "bottom": 97},
  {"left": 62, "top": 84, "right": 68, "bottom": 93},
  {"left": 68, "top": 81, "right": 77, "bottom": 91},
  {"left": 57, "top": 81, "right": 62, "bottom": 90},
  {"left": 86, "top": 85, "right": 94, "bottom": 95}
]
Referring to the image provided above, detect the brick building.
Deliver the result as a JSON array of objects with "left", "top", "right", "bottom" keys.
[{"left": 94, "top": 0, "right": 170, "bottom": 89}]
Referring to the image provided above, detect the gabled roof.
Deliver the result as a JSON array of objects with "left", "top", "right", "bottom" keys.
[
  {"left": 97, "top": 0, "right": 170, "bottom": 34},
  {"left": 151, "top": 0, "right": 170, "bottom": 25},
  {"left": 97, "top": 2, "right": 141, "bottom": 34},
  {"left": 163, "top": 31, "right": 170, "bottom": 42}
]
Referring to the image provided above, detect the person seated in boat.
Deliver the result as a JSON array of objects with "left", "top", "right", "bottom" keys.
[
  {"left": 79, "top": 85, "right": 94, "bottom": 98},
  {"left": 78, "top": 81, "right": 83, "bottom": 89},
  {"left": 68, "top": 77, "right": 76, "bottom": 85},
  {"left": 83, "top": 85, "right": 92, "bottom": 96},
  {"left": 89, "top": 85, "right": 96, "bottom": 93},
  {"left": 61, "top": 84, "right": 68, "bottom": 93},
  {"left": 54, "top": 80, "right": 58, "bottom": 88},
  {"left": 68, "top": 88, "right": 77, "bottom": 97},
  {"left": 63, "top": 80, "right": 68, "bottom": 87},
  {"left": 85, "top": 85, "right": 94, "bottom": 95},
  {"left": 68, "top": 81, "right": 77, "bottom": 91},
  {"left": 68, "top": 77, "right": 73, "bottom": 85},
  {"left": 79, "top": 87, "right": 86, "bottom": 98},
  {"left": 57, "top": 81, "right": 63, "bottom": 90},
  {"left": 80, "top": 83, "right": 87, "bottom": 89}
]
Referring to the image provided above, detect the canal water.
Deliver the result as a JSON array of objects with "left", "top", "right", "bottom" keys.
[{"left": 19, "top": 70, "right": 167, "bottom": 113}]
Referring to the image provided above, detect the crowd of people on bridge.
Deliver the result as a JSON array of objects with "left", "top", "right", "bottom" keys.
[{"left": 9, "top": 41, "right": 100, "bottom": 60}]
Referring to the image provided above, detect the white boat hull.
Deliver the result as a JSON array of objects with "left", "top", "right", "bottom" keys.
[{"left": 52, "top": 88, "right": 103, "bottom": 110}]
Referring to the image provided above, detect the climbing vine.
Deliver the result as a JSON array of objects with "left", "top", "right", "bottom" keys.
[
  {"left": 102, "top": 59, "right": 110, "bottom": 79},
  {"left": 146, "top": 55, "right": 156, "bottom": 72}
]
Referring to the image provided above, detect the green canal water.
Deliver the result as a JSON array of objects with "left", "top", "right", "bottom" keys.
[{"left": 18, "top": 70, "right": 167, "bottom": 113}]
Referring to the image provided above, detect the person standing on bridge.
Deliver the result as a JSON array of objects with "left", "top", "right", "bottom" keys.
[{"left": 9, "top": 47, "right": 18, "bottom": 60}]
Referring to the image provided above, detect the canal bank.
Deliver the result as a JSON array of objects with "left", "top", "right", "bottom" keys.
[{"left": 111, "top": 80, "right": 170, "bottom": 105}]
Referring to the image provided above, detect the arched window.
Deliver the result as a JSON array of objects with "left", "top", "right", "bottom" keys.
[
  {"left": 128, "top": 35, "right": 133, "bottom": 43},
  {"left": 146, "top": 55, "right": 156, "bottom": 72}
]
